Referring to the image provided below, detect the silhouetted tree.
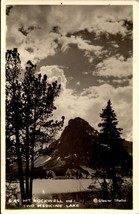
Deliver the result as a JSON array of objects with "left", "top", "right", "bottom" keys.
[
  {"left": 6, "top": 49, "right": 64, "bottom": 204},
  {"left": 94, "top": 100, "right": 127, "bottom": 202},
  {"left": 6, "top": 48, "right": 25, "bottom": 202}
]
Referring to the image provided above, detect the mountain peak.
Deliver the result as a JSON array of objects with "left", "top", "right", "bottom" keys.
[
  {"left": 66, "top": 117, "right": 97, "bottom": 136},
  {"left": 68, "top": 117, "right": 85, "bottom": 125},
  {"left": 41, "top": 117, "right": 98, "bottom": 174},
  {"left": 53, "top": 117, "right": 97, "bottom": 163}
]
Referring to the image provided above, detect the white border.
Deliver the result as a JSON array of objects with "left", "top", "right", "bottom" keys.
[{"left": 1, "top": 1, "right": 139, "bottom": 214}]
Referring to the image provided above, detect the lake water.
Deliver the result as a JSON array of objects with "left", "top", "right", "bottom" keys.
[
  {"left": 8, "top": 177, "right": 131, "bottom": 195},
  {"left": 33, "top": 179, "right": 94, "bottom": 195}
]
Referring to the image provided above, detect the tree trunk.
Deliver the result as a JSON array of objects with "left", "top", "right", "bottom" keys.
[
  {"left": 25, "top": 124, "right": 30, "bottom": 202},
  {"left": 102, "top": 168, "right": 109, "bottom": 199},
  {"left": 29, "top": 149, "right": 34, "bottom": 201},
  {"left": 15, "top": 123, "right": 25, "bottom": 204},
  {"left": 111, "top": 163, "right": 117, "bottom": 204},
  {"left": 29, "top": 117, "right": 36, "bottom": 202},
  {"left": 29, "top": 103, "right": 37, "bottom": 201}
]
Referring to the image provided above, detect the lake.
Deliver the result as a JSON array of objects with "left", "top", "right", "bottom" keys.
[
  {"left": 6, "top": 178, "right": 132, "bottom": 209},
  {"left": 33, "top": 179, "right": 95, "bottom": 195},
  {"left": 8, "top": 177, "right": 132, "bottom": 195}
]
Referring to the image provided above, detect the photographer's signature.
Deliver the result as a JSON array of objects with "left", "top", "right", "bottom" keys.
[{"left": 93, "top": 198, "right": 126, "bottom": 203}]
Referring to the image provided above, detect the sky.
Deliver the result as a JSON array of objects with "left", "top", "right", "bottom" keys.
[{"left": 6, "top": 5, "right": 133, "bottom": 141}]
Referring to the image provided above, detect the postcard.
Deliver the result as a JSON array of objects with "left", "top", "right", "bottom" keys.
[{"left": 1, "top": 0, "right": 139, "bottom": 213}]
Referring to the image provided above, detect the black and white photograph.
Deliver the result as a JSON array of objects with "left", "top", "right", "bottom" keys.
[{"left": 2, "top": 1, "right": 139, "bottom": 212}]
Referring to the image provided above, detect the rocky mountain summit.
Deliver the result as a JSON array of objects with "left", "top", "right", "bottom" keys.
[{"left": 42, "top": 117, "right": 97, "bottom": 173}]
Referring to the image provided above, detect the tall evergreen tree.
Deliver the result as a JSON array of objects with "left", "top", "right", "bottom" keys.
[{"left": 94, "top": 100, "right": 126, "bottom": 202}]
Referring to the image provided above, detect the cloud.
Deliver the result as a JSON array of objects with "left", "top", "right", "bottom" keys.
[
  {"left": 91, "top": 18, "right": 131, "bottom": 38},
  {"left": 39, "top": 64, "right": 132, "bottom": 141},
  {"left": 48, "top": 5, "right": 132, "bottom": 37},
  {"left": 15, "top": 33, "right": 59, "bottom": 66},
  {"left": 6, "top": 5, "right": 132, "bottom": 64},
  {"left": 108, "top": 41, "right": 119, "bottom": 48},
  {"left": 58, "top": 35, "right": 102, "bottom": 60},
  {"left": 112, "top": 77, "right": 132, "bottom": 85},
  {"left": 96, "top": 57, "right": 132, "bottom": 78},
  {"left": 18, "top": 24, "right": 41, "bottom": 36},
  {"left": 97, "top": 76, "right": 132, "bottom": 86},
  {"left": 7, "top": 28, "right": 102, "bottom": 65},
  {"left": 38, "top": 65, "right": 67, "bottom": 89},
  {"left": 6, "top": 6, "right": 56, "bottom": 64},
  {"left": 18, "top": 26, "right": 30, "bottom": 36}
]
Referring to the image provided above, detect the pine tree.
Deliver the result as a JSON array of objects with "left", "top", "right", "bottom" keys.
[
  {"left": 96, "top": 100, "right": 126, "bottom": 202},
  {"left": 6, "top": 49, "right": 64, "bottom": 204},
  {"left": 6, "top": 49, "right": 25, "bottom": 202}
]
